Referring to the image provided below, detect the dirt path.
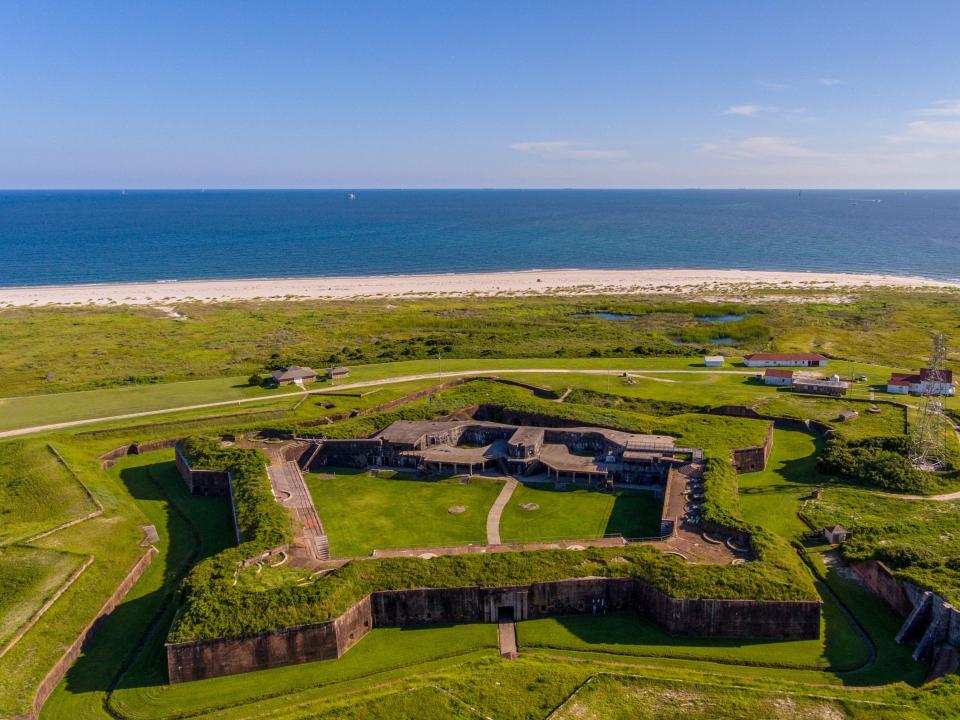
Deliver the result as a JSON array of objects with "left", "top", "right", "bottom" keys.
[
  {"left": 486, "top": 477, "right": 518, "bottom": 545},
  {"left": 0, "top": 368, "right": 756, "bottom": 439}
]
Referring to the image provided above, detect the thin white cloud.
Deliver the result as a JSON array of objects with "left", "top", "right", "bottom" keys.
[
  {"left": 818, "top": 77, "right": 843, "bottom": 86},
  {"left": 699, "top": 136, "right": 822, "bottom": 160},
  {"left": 721, "top": 104, "right": 774, "bottom": 117},
  {"left": 888, "top": 121, "right": 960, "bottom": 145},
  {"left": 757, "top": 81, "right": 789, "bottom": 91},
  {"left": 918, "top": 99, "right": 960, "bottom": 117},
  {"left": 510, "top": 140, "right": 625, "bottom": 160}
]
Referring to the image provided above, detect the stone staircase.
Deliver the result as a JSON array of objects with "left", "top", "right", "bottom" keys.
[{"left": 315, "top": 534, "right": 330, "bottom": 561}]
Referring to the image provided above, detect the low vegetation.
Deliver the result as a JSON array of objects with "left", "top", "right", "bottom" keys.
[
  {"left": 179, "top": 436, "right": 292, "bottom": 548},
  {"left": 818, "top": 434, "right": 945, "bottom": 494},
  {"left": 2, "top": 289, "right": 958, "bottom": 396},
  {"left": 0, "top": 441, "right": 98, "bottom": 544},
  {"left": 805, "top": 488, "right": 960, "bottom": 606}
]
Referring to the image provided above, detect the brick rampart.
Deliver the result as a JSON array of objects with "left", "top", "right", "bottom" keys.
[
  {"left": 166, "top": 576, "right": 819, "bottom": 683},
  {"left": 166, "top": 596, "right": 372, "bottom": 683},
  {"left": 731, "top": 423, "right": 775, "bottom": 472},
  {"left": 849, "top": 560, "right": 914, "bottom": 618}
]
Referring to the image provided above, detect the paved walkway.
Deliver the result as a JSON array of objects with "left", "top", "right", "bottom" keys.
[
  {"left": 267, "top": 461, "right": 329, "bottom": 560},
  {"left": 0, "top": 368, "right": 758, "bottom": 439},
  {"left": 498, "top": 621, "right": 518, "bottom": 659},
  {"left": 486, "top": 477, "right": 518, "bottom": 545}
]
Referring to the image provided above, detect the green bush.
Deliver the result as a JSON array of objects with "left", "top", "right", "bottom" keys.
[{"left": 817, "top": 434, "right": 932, "bottom": 493}]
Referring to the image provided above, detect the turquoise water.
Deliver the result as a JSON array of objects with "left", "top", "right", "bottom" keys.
[{"left": 1, "top": 190, "right": 959, "bottom": 286}]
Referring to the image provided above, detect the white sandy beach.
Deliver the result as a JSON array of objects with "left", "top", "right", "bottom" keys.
[{"left": 0, "top": 269, "right": 956, "bottom": 307}]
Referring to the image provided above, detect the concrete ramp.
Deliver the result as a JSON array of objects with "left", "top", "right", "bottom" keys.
[{"left": 268, "top": 461, "right": 329, "bottom": 561}]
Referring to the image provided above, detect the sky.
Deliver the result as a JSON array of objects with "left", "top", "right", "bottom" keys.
[{"left": 1, "top": 1, "right": 959, "bottom": 189}]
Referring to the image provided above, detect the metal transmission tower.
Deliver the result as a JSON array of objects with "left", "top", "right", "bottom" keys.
[{"left": 909, "top": 333, "right": 950, "bottom": 470}]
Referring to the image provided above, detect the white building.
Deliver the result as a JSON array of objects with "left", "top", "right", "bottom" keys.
[
  {"left": 704, "top": 355, "right": 724, "bottom": 367},
  {"left": 764, "top": 369, "right": 794, "bottom": 386},
  {"left": 744, "top": 353, "right": 829, "bottom": 368},
  {"left": 887, "top": 369, "right": 956, "bottom": 396}
]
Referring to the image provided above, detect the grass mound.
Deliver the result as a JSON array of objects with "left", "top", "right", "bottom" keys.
[
  {"left": 0, "top": 441, "right": 98, "bottom": 544},
  {"left": 0, "top": 546, "right": 88, "bottom": 650}
]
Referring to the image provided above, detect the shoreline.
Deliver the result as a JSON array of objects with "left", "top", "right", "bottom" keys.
[{"left": 0, "top": 268, "right": 957, "bottom": 307}]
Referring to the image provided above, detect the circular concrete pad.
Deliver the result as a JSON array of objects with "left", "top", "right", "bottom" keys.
[
  {"left": 520, "top": 502, "right": 540, "bottom": 511},
  {"left": 448, "top": 505, "right": 467, "bottom": 514}
]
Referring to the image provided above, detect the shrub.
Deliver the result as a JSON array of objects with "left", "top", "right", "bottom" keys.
[{"left": 818, "top": 434, "right": 932, "bottom": 494}]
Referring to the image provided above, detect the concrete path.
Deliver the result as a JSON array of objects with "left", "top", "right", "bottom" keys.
[
  {"left": 267, "top": 461, "right": 329, "bottom": 560},
  {"left": 0, "top": 367, "right": 756, "bottom": 439},
  {"left": 486, "top": 477, "right": 518, "bottom": 545},
  {"left": 498, "top": 621, "right": 518, "bottom": 659}
]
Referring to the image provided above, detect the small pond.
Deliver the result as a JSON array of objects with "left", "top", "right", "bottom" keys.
[{"left": 573, "top": 312, "right": 639, "bottom": 321}]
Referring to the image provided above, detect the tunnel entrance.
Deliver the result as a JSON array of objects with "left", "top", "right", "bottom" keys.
[{"left": 497, "top": 605, "right": 515, "bottom": 623}]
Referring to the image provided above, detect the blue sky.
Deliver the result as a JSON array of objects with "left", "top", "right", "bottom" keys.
[{"left": 1, "top": 1, "right": 959, "bottom": 188}]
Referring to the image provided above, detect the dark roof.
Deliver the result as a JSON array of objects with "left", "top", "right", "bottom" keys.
[
  {"left": 270, "top": 366, "right": 317, "bottom": 381},
  {"left": 764, "top": 369, "right": 794, "bottom": 378},
  {"left": 746, "top": 353, "right": 828, "bottom": 362},
  {"left": 328, "top": 366, "right": 350, "bottom": 375},
  {"left": 888, "top": 372, "right": 916, "bottom": 386}
]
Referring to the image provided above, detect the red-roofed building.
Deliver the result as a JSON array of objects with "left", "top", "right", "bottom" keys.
[
  {"left": 763, "top": 368, "right": 795, "bottom": 386},
  {"left": 887, "top": 369, "right": 956, "bottom": 396},
  {"left": 744, "top": 353, "right": 828, "bottom": 368}
]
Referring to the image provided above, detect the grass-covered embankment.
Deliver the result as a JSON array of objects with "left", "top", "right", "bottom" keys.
[{"left": 178, "top": 436, "right": 292, "bottom": 549}]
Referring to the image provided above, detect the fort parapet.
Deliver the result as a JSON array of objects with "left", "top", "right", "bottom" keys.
[{"left": 165, "top": 576, "right": 820, "bottom": 683}]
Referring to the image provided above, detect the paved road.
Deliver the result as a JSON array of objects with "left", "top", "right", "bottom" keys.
[
  {"left": 0, "top": 368, "right": 756, "bottom": 439},
  {"left": 486, "top": 477, "right": 519, "bottom": 545}
]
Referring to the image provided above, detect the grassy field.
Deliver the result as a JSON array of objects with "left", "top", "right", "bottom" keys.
[
  {"left": 305, "top": 469, "right": 505, "bottom": 556},
  {"left": 0, "top": 441, "right": 98, "bottom": 544},
  {"left": 500, "top": 483, "right": 664, "bottom": 542},
  {"left": 0, "top": 546, "right": 88, "bottom": 651},
  {"left": 1, "top": 290, "right": 958, "bottom": 397},
  {"left": 549, "top": 673, "right": 913, "bottom": 720},
  {"left": 517, "top": 600, "right": 870, "bottom": 671},
  {"left": 804, "top": 487, "right": 960, "bottom": 607},
  {"left": 738, "top": 429, "right": 825, "bottom": 540},
  {"left": 2, "top": 287, "right": 959, "bottom": 718}
]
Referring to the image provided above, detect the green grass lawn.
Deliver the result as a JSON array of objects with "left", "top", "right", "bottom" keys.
[
  {"left": 738, "top": 429, "right": 825, "bottom": 540},
  {"left": 517, "top": 593, "right": 869, "bottom": 672},
  {"left": 0, "top": 441, "right": 99, "bottom": 544},
  {"left": 757, "top": 393, "right": 907, "bottom": 439},
  {"left": 500, "top": 483, "right": 663, "bottom": 542},
  {"left": 0, "top": 546, "right": 88, "bottom": 651},
  {"left": 305, "top": 469, "right": 505, "bottom": 556},
  {"left": 108, "top": 625, "right": 497, "bottom": 720},
  {"left": 549, "top": 672, "right": 914, "bottom": 720}
]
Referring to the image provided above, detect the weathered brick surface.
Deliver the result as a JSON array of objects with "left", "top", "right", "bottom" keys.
[{"left": 167, "top": 577, "right": 820, "bottom": 683}]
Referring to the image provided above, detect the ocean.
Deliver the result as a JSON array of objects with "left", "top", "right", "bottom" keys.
[{"left": 1, "top": 189, "right": 959, "bottom": 286}]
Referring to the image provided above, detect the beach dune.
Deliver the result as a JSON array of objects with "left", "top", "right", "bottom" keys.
[{"left": 0, "top": 269, "right": 955, "bottom": 307}]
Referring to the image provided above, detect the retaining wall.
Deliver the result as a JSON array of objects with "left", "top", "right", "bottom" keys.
[
  {"left": 173, "top": 445, "right": 230, "bottom": 496},
  {"left": 732, "top": 423, "right": 775, "bottom": 472},
  {"left": 166, "top": 596, "right": 372, "bottom": 683},
  {"left": 166, "top": 576, "right": 820, "bottom": 683},
  {"left": 849, "top": 560, "right": 914, "bottom": 618},
  {"left": 18, "top": 548, "right": 158, "bottom": 720}
]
